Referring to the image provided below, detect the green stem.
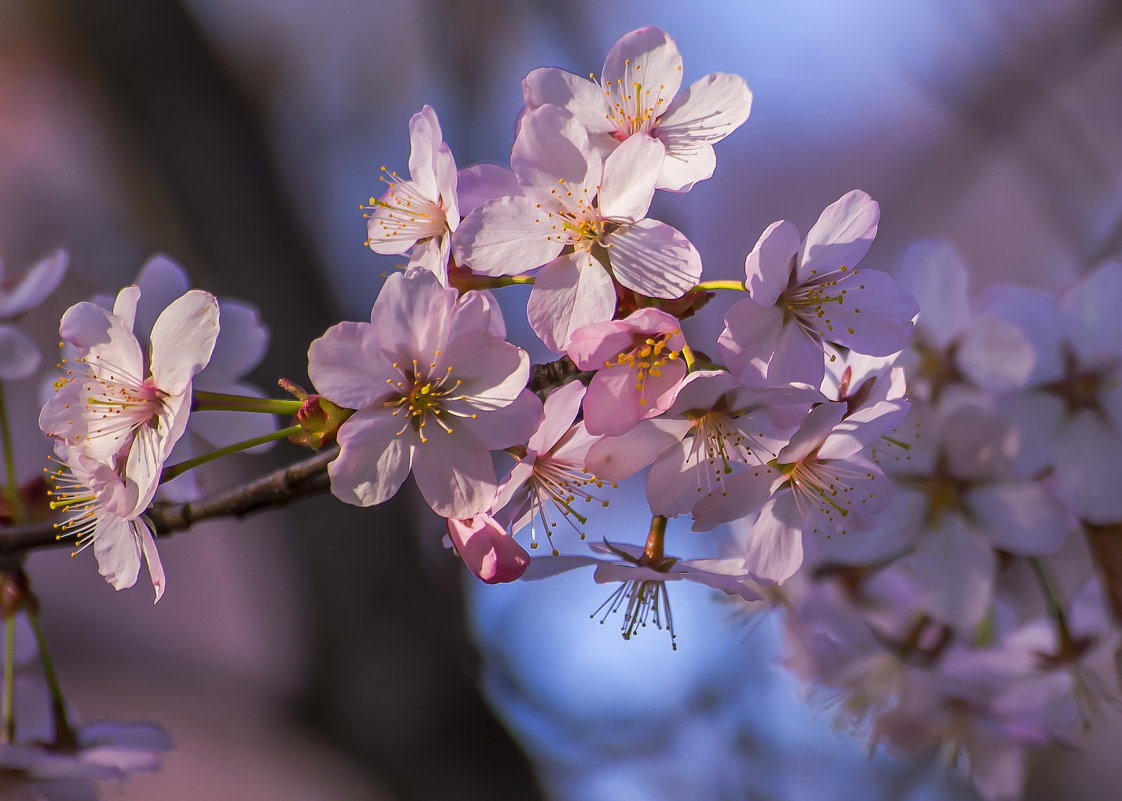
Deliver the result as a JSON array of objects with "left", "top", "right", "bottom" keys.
[
  {"left": 28, "top": 613, "right": 74, "bottom": 748},
  {"left": 693, "top": 280, "right": 746, "bottom": 292},
  {"left": 161, "top": 425, "right": 303, "bottom": 483},
  {"left": 0, "top": 381, "right": 23, "bottom": 522},
  {"left": 1029, "top": 557, "right": 1075, "bottom": 655},
  {"left": 680, "top": 342, "right": 697, "bottom": 372},
  {"left": 1, "top": 615, "right": 14, "bottom": 743},
  {"left": 451, "top": 274, "right": 535, "bottom": 291},
  {"left": 192, "top": 391, "right": 302, "bottom": 416}
]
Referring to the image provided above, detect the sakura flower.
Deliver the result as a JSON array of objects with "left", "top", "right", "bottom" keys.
[
  {"left": 362, "top": 105, "right": 459, "bottom": 282},
  {"left": 521, "top": 26, "right": 752, "bottom": 192},
  {"left": 719, "top": 191, "right": 917, "bottom": 389},
  {"left": 566, "top": 308, "right": 687, "bottom": 436},
  {"left": 695, "top": 402, "right": 893, "bottom": 582},
  {"left": 453, "top": 104, "right": 702, "bottom": 351},
  {"left": 492, "top": 381, "right": 609, "bottom": 554},
  {"left": 586, "top": 370, "right": 812, "bottom": 521},
  {"left": 0, "top": 249, "right": 67, "bottom": 380},
  {"left": 39, "top": 285, "right": 220, "bottom": 510},
  {"left": 524, "top": 539, "right": 765, "bottom": 649},
  {"left": 121, "top": 255, "right": 274, "bottom": 501},
  {"left": 308, "top": 270, "right": 538, "bottom": 518},
  {"left": 445, "top": 513, "right": 530, "bottom": 584},
  {"left": 44, "top": 443, "right": 166, "bottom": 601}
]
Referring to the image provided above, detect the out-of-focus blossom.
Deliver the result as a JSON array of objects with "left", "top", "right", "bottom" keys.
[{"left": 0, "top": 249, "right": 67, "bottom": 381}]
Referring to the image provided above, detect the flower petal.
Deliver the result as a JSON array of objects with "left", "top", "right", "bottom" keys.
[
  {"left": 308, "top": 321, "right": 395, "bottom": 410},
  {"left": 453, "top": 195, "right": 564, "bottom": 277},
  {"left": 329, "top": 411, "right": 413, "bottom": 507},
  {"left": 744, "top": 219, "right": 800, "bottom": 307},
  {"left": 655, "top": 72, "right": 752, "bottom": 191},
  {"left": 447, "top": 515, "right": 530, "bottom": 584},
  {"left": 411, "top": 422, "right": 497, "bottom": 518},
  {"left": 148, "top": 290, "right": 220, "bottom": 396},
  {"left": 799, "top": 190, "right": 879, "bottom": 280},
  {"left": 0, "top": 326, "right": 40, "bottom": 380},
  {"left": 598, "top": 133, "right": 663, "bottom": 222},
  {"left": 605, "top": 219, "right": 702, "bottom": 299},
  {"left": 521, "top": 67, "right": 612, "bottom": 134},
  {"left": 0, "top": 249, "right": 67, "bottom": 318},
  {"left": 527, "top": 251, "right": 617, "bottom": 353}
]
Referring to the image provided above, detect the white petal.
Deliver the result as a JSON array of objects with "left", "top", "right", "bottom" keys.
[
  {"left": 1053, "top": 411, "right": 1122, "bottom": 524},
  {"left": 307, "top": 321, "right": 395, "bottom": 410},
  {"left": 598, "top": 133, "right": 663, "bottom": 222},
  {"left": 743, "top": 495, "right": 805, "bottom": 582},
  {"left": 133, "top": 254, "right": 190, "bottom": 340},
  {"left": 527, "top": 252, "right": 616, "bottom": 353},
  {"left": 411, "top": 423, "right": 497, "bottom": 518},
  {"left": 605, "top": 219, "right": 702, "bottom": 298},
  {"left": 511, "top": 104, "right": 599, "bottom": 194},
  {"left": 92, "top": 518, "right": 143, "bottom": 591},
  {"left": 521, "top": 67, "right": 613, "bottom": 134},
  {"left": 968, "top": 481, "right": 1071, "bottom": 555},
  {"left": 137, "top": 523, "right": 166, "bottom": 603},
  {"left": 744, "top": 220, "right": 799, "bottom": 307},
  {"left": 452, "top": 196, "right": 564, "bottom": 277},
  {"left": 148, "top": 290, "right": 220, "bottom": 396},
  {"left": 894, "top": 239, "right": 970, "bottom": 348},
  {"left": 602, "top": 27, "right": 684, "bottom": 118}
]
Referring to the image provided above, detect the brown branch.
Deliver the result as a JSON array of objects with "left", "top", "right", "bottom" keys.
[
  {"left": 0, "top": 356, "right": 584, "bottom": 556},
  {"left": 0, "top": 449, "right": 337, "bottom": 555}
]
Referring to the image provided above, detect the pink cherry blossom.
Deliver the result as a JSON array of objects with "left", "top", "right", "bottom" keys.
[
  {"left": 586, "top": 370, "right": 813, "bottom": 521},
  {"left": 567, "top": 308, "right": 688, "bottom": 436},
  {"left": 521, "top": 26, "right": 752, "bottom": 192},
  {"left": 719, "top": 191, "right": 917, "bottom": 389},
  {"left": 39, "top": 285, "right": 220, "bottom": 512},
  {"left": 445, "top": 513, "right": 530, "bottom": 584},
  {"left": 45, "top": 443, "right": 166, "bottom": 601},
  {"left": 491, "top": 381, "right": 608, "bottom": 554},
  {"left": 362, "top": 106, "right": 459, "bottom": 282},
  {"left": 453, "top": 105, "right": 702, "bottom": 351},
  {"left": 308, "top": 270, "right": 538, "bottom": 518}
]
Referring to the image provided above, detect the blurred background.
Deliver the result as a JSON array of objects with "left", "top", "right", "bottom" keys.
[{"left": 2, "top": 0, "right": 1121, "bottom": 798}]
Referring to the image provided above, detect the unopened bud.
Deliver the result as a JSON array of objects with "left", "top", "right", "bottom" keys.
[
  {"left": 290, "top": 395, "right": 351, "bottom": 449},
  {"left": 0, "top": 568, "right": 36, "bottom": 620}
]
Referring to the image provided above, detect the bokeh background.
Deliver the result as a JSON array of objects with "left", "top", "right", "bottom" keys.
[{"left": 2, "top": 0, "right": 1121, "bottom": 798}]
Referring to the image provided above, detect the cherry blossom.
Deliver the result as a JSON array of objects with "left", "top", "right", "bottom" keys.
[
  {"left": 491, "top": 381, "right": 608, "bottom": 554},
  {"left": 44, "top": 443, "right": 166, "bottom": 601},
  {"left": 719, "top": 190, "right": 917, "bottom": 389},
  {"left": 308, "top": 270, "right": 538, "bottom": 518},
  {"left": 445, "top": 513, "right": 530, "bottom": 584},
  {"left": 453, "top": 104, "right": 702, "bottom": 351},
  {"left": 521, "top": 26, "right": 752, "bottom": 192},
  {"left": 567, "top": 308, "right": 687, "bottom": 436},
  {"left": 39, "top": 285, "right": 220, "bottom": 511},
  {"left": 362, "top": 105, "right": 459, "bottom": 282}
]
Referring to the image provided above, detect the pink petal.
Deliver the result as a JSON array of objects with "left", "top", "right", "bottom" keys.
[
  {"left": 411, "top": 422, "right": 497, "bottom": 518},
  {"left": 690, "top": 466, "right": 781, "bottom": 532},
  {"left": 743, "top": 494, "right": 805, "bottom": 582},
  {"left": 1053, "top": 411, "right": 1122, "bottom": 524},
  {"left": 456, "top": 164, "right": 521, "bottom": 215},
  {"left": 137, "top": 523, "right": 166, "bottom": 603},
  {"left": 133, "top": 254, "right": 190, "bottom": 338},
  {"left": 968, "top": 481, "right": 1071, "bottom": 555},
  {"left": 329, "top": 410, "right": 414, "bottom": 507},
  {"left": 813, "top": 268, "right": 916, "bottom": 356},
  {"left": 777, "top": 403, "right": 846, "bottom": 464},
  {"left": 436, "top": 330, "right": 529, "bottom": 410},
  {"left": 586, "top": 418, "right": 688, "bottom": 481},
  {"left": 1062, "top": 260, "right": 1122, "bottom": 368},
  {"left": 602, "top": 27, "right": 684, "bottom": 118},
  {"left": 895, "top": 239, "right": 969, "bottom": 348},
  {"left": 407, "top": 105, "right": 443, "bottom": 201},
  {"left": 718, "top": 300, "right": 784, "bottom": 387},
  {"left": 447, "top": 515, "right": 530, "bottom": 584},
  {"left": 655, "top": 72, "right": 752, "bottom": 191},
  {"left": 604, "top": 219, "right": 702, "bottom": 298},
  {"left": 530, "top": 381, "right": 586, "bottom": 454},
  {"left": 308, "top": 321, "right": 396, "bottom": 410},
  {"left": 799, "top": 190, "right": 879, "bottom": 280},
  {"left": 463, "top": 389, "right": 542, "bottom": 450}
]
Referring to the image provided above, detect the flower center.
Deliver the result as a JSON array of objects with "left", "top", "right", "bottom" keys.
[
  {"left": 385, "top": 356, "right": 472, "bottom": 443},
  {"left": 780, "top": 267, "right": 857, "bottom": 337},
  {"left": 601, "top": 60, "right": 672, "bottom": 137},
  {"left": 605, "top": 333, "right": 681, "bottom": 405},
  {"left": 361, "top": 167, "right": 447, "bottom": 246},
  {"left": 526, "top": 455, "right": 613, "bottom": 554}
]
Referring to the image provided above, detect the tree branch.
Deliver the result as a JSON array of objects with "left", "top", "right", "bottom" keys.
[{"left": 0, "top": 449, "right": 337, "bottom": 555}]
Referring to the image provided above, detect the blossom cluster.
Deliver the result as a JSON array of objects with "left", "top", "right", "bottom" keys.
[{"left": 6, "top": 23, "right": 1119, "bottom": 801}]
